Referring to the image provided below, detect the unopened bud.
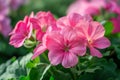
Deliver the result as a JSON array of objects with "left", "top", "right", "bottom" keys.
[{"left": 24, "top": 39, "right": 36, "bottom": 48}]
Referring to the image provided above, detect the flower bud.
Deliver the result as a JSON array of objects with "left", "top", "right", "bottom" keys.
[{"left": 24, "top": 39, "right": 36, "bottom": 48}]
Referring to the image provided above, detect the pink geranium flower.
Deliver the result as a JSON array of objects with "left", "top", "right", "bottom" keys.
[
  {"left": 67, "top": 0, "right": 106, "bottom": 15},
  {"left": 0, "top": 17, "right": 11, "bottom": 37},
  {"left": 30, "top": 11, "right": 57, "bottom": 41},
  {"left": 9, "top": 13, "right": 33, "bottom": 48},
  {"left": 57, "top": 13, "right": 92, "bottom": 37},
  {"left": 78, "top": 20, "right": 111, "bottom": 58},
  {"left": 0, "top": 0, "right": 10, "bottom": 20},
  {"left": 106, "top": 0, "right": 120, "bottom": 14},
  {"left": 57, "top": 13, "right": 110, "bottom": 58},
  {"left": 31, "top": 11, "right": 58, "bottom": 59},
  {"left": 111, "top": 16, "right": 120, "bottom": 33},
  {"left": 45, "top": 31, "right": 86, "bottom": 68}
]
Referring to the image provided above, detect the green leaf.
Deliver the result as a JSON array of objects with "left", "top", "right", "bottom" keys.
[
  {"left": 103, "top": 51, "right": 111, "bottom": 57},
  {"left": 116, "top": 70, "right": 120, "bottom": 80},
  {"left": 78, "top": 58, "right": 117, "bottom": 80},
  {"left": 26, "top": 57, "right": 40, "bottom": 68},
  {"left": 94, "top": 58, "right": 117, "bottom": 72},
  {"left": 49, "top": 76, "right": 54, "bottom": 80},
  {"left": 85, "top": 66, "right": 101, "bottom": 73},
  {"left": 114, "top": 45, "right": 120, "bottom": 59},
  {"left": 53, "top": 70, "right": 72, "bottom": 80},
  {"left": 78, "top": 73, "right": 94, "bottom": 80},
  {"left": 103, "top": 21, "right": 114, "bottom": 36},
  {"left": 0, "top": 53, "right": 32, "bottom": 80},
  {"left": 29, "top": 63, "right": 51, "bottom": 80},
  {"left": 19, "top": 76, "right": 30, "bottom": 80},
  {"left": 0, "top": 60, "right": 12, "bottom": 75},
  {"left": 8, "top": 78, "right": 16, "bottom": 80}
]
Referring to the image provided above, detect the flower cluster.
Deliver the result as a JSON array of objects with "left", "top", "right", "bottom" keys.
[
  {"left": 0, "top": 0, "right": 27, "bottom": 37},
  {"left": 9, "top": 11, "right": 110, "bottom": 68},
  {"left": 67, "top": 0, "right": 120, "bottom": 33},
  {"left": 67, "top": 0, "right": 120, "bottom": 15},
  {"left": 67, "top": 0, "right": 106, "bottom": 16},
  {"left": 0, "top": 0, "right": 11, "bottom": 37}
]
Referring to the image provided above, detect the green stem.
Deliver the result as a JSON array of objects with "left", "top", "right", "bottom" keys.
[
  {"left": 40, "top": 64, "right": 51, "bottom": 80},
  {"left": 70, "top": 68, "right": 77, "bottom": 80},
  {"left": 41, "top": 53, "right": 54, "bottom": 76}
]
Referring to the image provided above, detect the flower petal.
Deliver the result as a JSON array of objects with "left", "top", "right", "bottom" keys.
[
  {"left": 90, "top": 47, "right": 102, "bottom": 58},
  {"left": 9, "top": 33, "right": 26, "bottom": 48},
  {"left": 62, "top": 27, "right": 78, "bottom": 41},
  {"left": 32, "top": 44, "right": 47, "bottom": 59},
  {"left": 62, "top": 52, "right": 78, "bottom": 68},
  {"left": 68, "top": 13, "right": 83, "bottom": 26},
  {"left": 36, "top": 30, "right": 44, "bottom": 41},
  {"left": 92, "top": 37, "right": 111, "bottom": 49},
  {"left": 90, "top": 21, "right": 105, "bottom": 40},
  {"left": 9, "top": 21, "right": 24, "bottom": 34},
  {"left": 48, "top": 50, "right": 63, "bottom": 65},
  {"left": 57, "top": 17, "right": 69, "bottom": 29},
  {"left": 69, "top": 39, "right": 86, "bottom": 56},
  {"left": 30, "top": 18, "right": 41, "bottom": 30},
  {"left": 46, "top": 32, "right": 63, "bottom": 50}
]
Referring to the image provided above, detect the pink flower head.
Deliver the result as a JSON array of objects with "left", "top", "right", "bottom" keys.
[
  {"left": 106, "top": 0, "right": 120, "bottom": 14},
  {"left": 111, "top": 16, "right": 120, "bottom": 33},
  {"left": 0, "top": 17, "right": 11, "bottom": 37},
  {"left": 30, "top": 11, "right": 57, "bottom": 41},
  {"left": 57, "top": 13, "right": 110, "bottom": 58},
  {"left": 0, "top": 0, "right": 10, "bottom": 20},
  {"left": 57, "top": 13, "right": 93, "bottom": 41},
  {"left": 67, "top": 0, "right": 106, "bottom": 15},
  {"left": 78, "top": 20, "right": 111, "bottom": 58},
  {"left": 31, "top": 11, "right": 58, "bottom": 59},
  {"left": 45, "top": 31, "right": 86, "bottom": 68},
  {"left": 9, "top": 13, "right": 33, "bottom": 48}
]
